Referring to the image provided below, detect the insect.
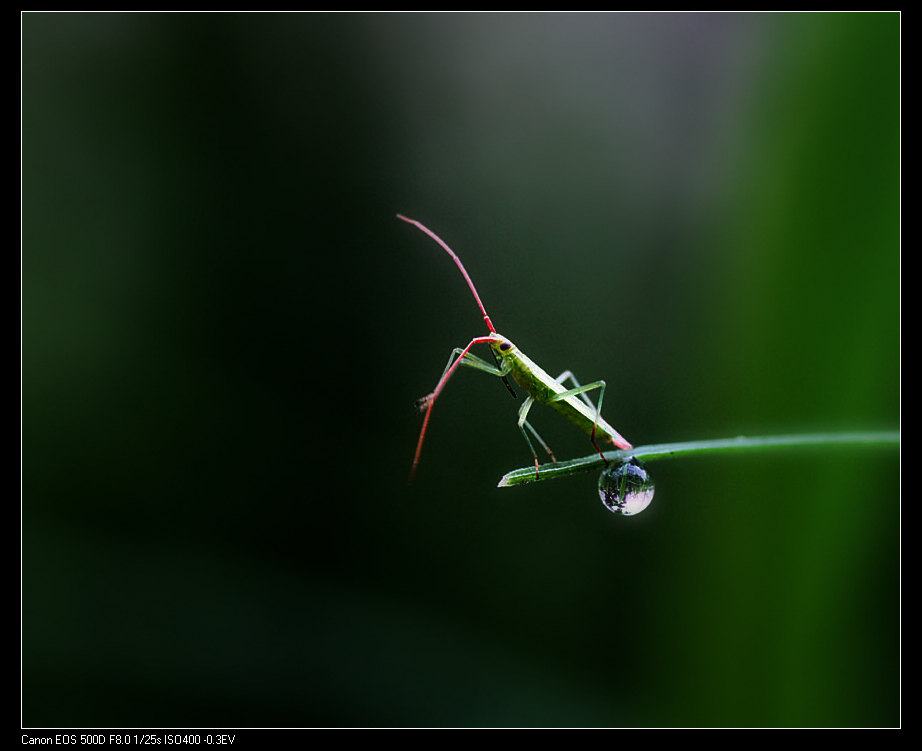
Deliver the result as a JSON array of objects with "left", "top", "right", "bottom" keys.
[{"left": 399, "top": 214, "right": 632, "bottom": 482}]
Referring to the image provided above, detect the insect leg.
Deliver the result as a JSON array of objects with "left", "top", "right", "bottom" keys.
[
  {"left": 414, "top": 348, "right": 504, "bottom": 410},
  {"left": 555, "top": 370, "right": 596, "bottom": 410},
  {"left": 548, "top": 379, "right": 610, "bottom": 464},
  {"left": 525, "top": 421, "right": 556, "bottom": 463},
  {"left": 456, "top": 350, "right": 509, "bottom": 376},
  {"left": 410, "top": 336, "right": 506, "bottom": 483},
  {"left": 454, "top": 347, "right": 517, "bottom": 397},
  {"left": 516, "top": 397, "right": 556, "bottom": 477}
]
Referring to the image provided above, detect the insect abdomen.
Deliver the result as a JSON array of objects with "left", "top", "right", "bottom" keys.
[{"left": 506, "top": 347, "right": 621, "bottom": 442}]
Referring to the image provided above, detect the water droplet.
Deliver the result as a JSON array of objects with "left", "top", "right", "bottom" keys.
[{"left": 598, "top": 458, "right": 654, "bottom": 516}]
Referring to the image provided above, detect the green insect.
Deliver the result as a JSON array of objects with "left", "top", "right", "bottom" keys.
[{"left": 399, "top": 214, "right": 632, "bottom": 482}]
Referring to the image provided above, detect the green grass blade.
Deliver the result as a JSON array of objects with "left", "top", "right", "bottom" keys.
[{"left": 497, "top": 431, "right": 901, "bottom": 487}]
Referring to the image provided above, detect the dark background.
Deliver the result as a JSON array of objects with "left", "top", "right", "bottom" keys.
[{"left": 23, "top": 12, "right": 899, "bottom": 727}]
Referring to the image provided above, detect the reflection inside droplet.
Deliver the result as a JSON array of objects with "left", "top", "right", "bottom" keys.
[{"left": 598, "top": 458, "right": 654, "bottom": 516}]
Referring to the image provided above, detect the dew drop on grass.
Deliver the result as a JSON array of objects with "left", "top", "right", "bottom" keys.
[{"left": 598, "top": 458, "right": 654, "bottom": 516}]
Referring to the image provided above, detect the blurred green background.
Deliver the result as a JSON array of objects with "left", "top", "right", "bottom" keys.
[{"left": 22, "top": 12, "right": 899, "bottom": 727}]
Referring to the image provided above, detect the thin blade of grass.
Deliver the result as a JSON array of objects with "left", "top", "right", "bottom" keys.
[{"left": 497, "top": 431, "right": 900, "bottom": 487}]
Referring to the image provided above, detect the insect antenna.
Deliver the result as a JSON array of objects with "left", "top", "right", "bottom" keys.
[
  {"left": 397, "top": 214, "right": 517, "bottom": 400},
  {"left": 396, "top": 214, "right": 497, "bottom": 335}
]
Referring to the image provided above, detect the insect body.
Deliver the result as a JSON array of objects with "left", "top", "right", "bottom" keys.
[{"left": 399, "top": 214, "right": 632, "bottom": 482}]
